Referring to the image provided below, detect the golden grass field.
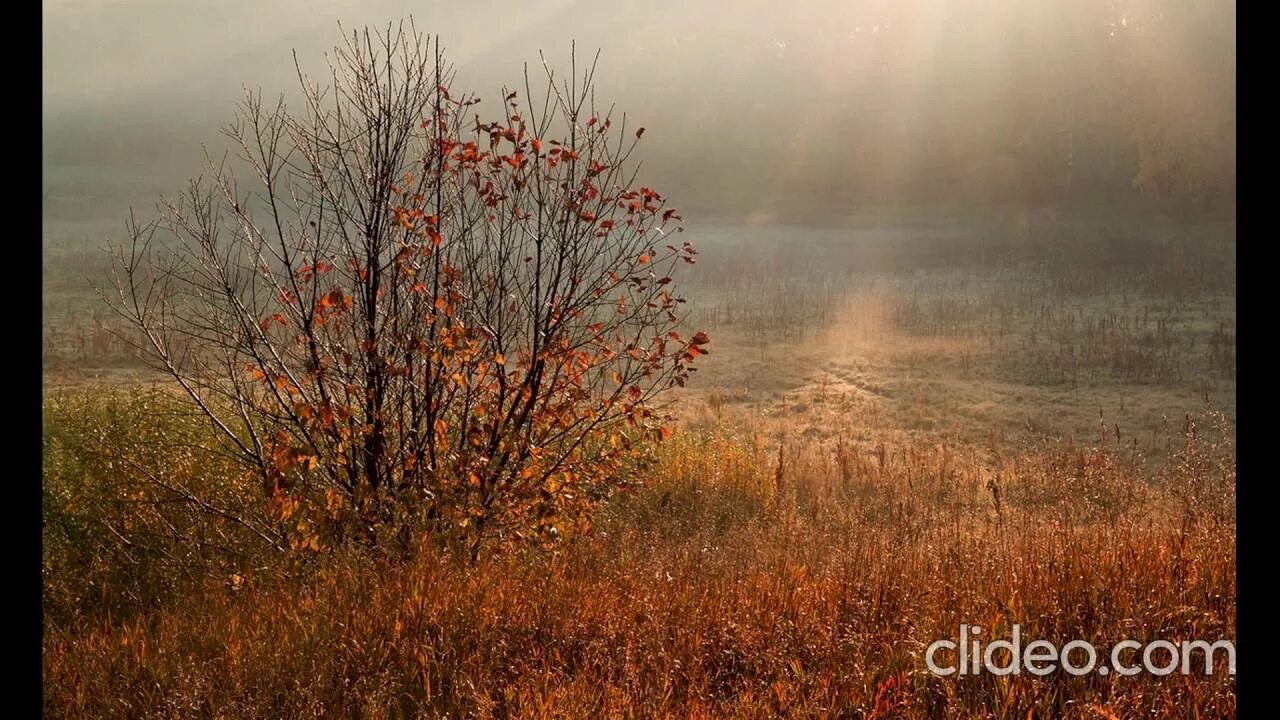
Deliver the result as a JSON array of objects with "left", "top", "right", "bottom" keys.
[{"left": 42, "top": 223, "right": 1236, "bottom": 718}]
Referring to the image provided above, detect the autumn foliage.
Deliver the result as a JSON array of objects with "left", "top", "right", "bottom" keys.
[
  {"left": 109, "top": 25, "right": 708, "bottom": 559},
  {"left": 43, "top": 400, "right": 1235, "bottom": 718}
]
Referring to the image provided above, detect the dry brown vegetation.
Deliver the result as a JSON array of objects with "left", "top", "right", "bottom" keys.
[
  {"left": 43, "top": 393, "right": 1234, "bottom": 718},
  {"left": 43, "top": 179, "right": 1235, "bottom": 720},
  {"left": 41, "top": 5, "right": 1236, "bottom": 715},
  {"left": 44, "top": 231, "right": 1236, "bottom": 716}
]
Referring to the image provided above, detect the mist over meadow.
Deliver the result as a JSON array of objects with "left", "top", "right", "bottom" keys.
[
  {"left": 43, "top": 4, "right": 1237, "bottom": 716},
  {"left": 44, "top": 0, "right": 1234, "bottom": 231}
]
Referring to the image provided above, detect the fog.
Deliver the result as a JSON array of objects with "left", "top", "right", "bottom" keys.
[{"left": 44, "top": 0, "right": 1234, "bottom": 231}]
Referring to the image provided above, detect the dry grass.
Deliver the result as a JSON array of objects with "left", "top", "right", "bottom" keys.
[
  {"left": 42, "top": 218, "right": 1235, "bottom": 717},
  {"left": 43, "top": 408, "right": 1235, "bottom": 718}
]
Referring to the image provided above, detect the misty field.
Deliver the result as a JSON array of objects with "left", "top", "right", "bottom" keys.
[
  {"left": 43, "top": 213, "right": 1235, "bottom": 718},
  {"left": 42, "top": 3, "right": 1235, "bottom": 716}
]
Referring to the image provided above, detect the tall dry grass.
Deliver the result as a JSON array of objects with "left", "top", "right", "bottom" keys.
[{"left": 43, "top": 398, "right": 1235, "bottom": 718}]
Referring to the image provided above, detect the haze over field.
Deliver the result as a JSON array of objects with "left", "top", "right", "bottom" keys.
[
  {"left": 44, "top": 0, "right": 1234, "bottom": 228},
  {"left": 43, "top": 3, "right": 1237, "bottom": 717}
]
